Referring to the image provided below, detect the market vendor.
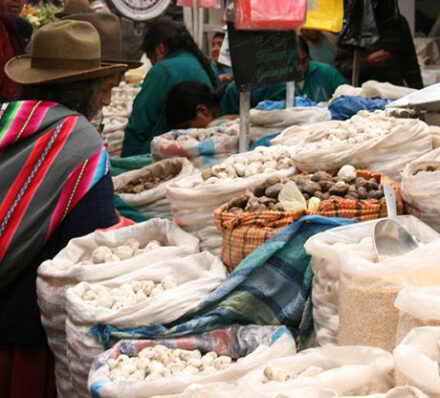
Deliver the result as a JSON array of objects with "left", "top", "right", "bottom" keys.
[
  {"left": 0, "top": 0, "right": 32, "bottom": 101},
  {"left": 211, "top": 31, "right": 234, "bottom": 86},
  {"left": 221, "top": 36, "right": 347, "bottom": 114},
  {"left": 334, "top": 5, "right": 423, "bottom": 89},
  {"left": 165, "top": 80, "right": 225, "bottom": 129},
  {"left": 0, "top": 20, "right": 128, "bottom": 397},
  {"left": 121, "top": 19, "right": 218, "bottom": 157}
]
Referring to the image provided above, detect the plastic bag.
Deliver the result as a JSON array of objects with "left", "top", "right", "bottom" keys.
[
  {"left": 304, "top": 216, "right": 439, "bottom": 347},
  {"left": 113, "top": 158, "right": 197, "bottom": 219},
  {"left": 66, "top": 252, "right": 226, "bottom": 397},
  {"left": 395, "top": 286, "right": 440, "bottom": 345},
  {"left": 302, "top": 0, "right": 344, "bottom": 33},
  {"left": 338, "top": 240, "right": 440, "bottom": 352},
  {"left": 37, "top": 219, "right": 199, "bottom": 397},
  {"left": 237, "top": 345, "right": 393, "bottom": 395},
  {"left": 88, "top": 326, "right": 296, "bottom": 397},
  {"left": 401, "top": 148, "right": 440, "bottom": 232},
  {"left": 329, "top": 96, "right": 389, "bottom": 121},
  {"left": 235, "top": 0, "right": 307, "bottom": 31},
  {"left": 394, "top": 326, "right": 440, "bottom": 396}
]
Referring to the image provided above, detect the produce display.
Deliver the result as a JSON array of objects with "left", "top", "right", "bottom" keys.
[
  {"left": 115, "top": 171, "right": 178, "bottom": 194},
  {"left": 225, "top": 166, "right": 386, "bottom": 215},
  {"left": 107, "top": 345, "right": 232, "bottom": 382},
  {"left": 200, "top": 147, "right": 295, "bottom": 183}
]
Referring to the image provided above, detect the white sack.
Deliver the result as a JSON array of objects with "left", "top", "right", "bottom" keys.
[
  {"left": 402, "top": 148, "right": 440, "bottom": 232},
  {"left": 304, "top": 216, "right": 439, "bottom": 346},
  {"left": 236, "top": 346, "right": 394, "bottom": 396},
  {"left": 394, "top": 326, "right": 440, "bottom": 396},
  {"left": 360, "top": 80, "right": 417, "bottom": 100},
  {"left": 338, "top": 239, "right": 440, "bottom": 352},
  {"left": 113, "top": 158, "right": 197, "bottom": 219},
  {"left": 37, "top": 219, "right": 199, "bottom": 397}
]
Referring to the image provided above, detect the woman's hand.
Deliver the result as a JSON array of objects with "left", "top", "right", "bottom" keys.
[{"left": 367, "top": 49, "right": 391, "bottom": 67}]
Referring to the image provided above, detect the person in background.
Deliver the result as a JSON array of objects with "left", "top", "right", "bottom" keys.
[
  {"left": 211, "top": 31, "right": 233, "bottom": 85},
  {"left": 0, "top": 20, "right": 128, "bottom": 397},
  {"left": 334, "top": 3, "right": 423, "bottom": 88},
  {"left": 0, "top": 0, "right": 32, "bottom": 101},
  {"left": 220, "top": 36, "right": 347, "bottom": 114},
  {"left": 54, "top": 0, "right": 94, "bottom": 18},
  {"left": 122, "top": 19, "right": 218, "bottom": 156},
  {"left": 166, "top": 80, "right": 237, "bottom": 129},
  {"left": 300, "top": 29, "right": 337, "bottom": 64}
]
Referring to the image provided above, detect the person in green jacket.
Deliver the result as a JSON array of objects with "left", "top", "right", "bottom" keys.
[
  {"left": 220, "top": 36, "right": 347, "bottom": 114},
  {"left": 121, "top": 19, "right": 218, "bottom": 157}
]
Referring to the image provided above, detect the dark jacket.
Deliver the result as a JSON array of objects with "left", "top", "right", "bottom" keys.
[{"left": 334, "top": 15, "right": 423, "bottom": 89}]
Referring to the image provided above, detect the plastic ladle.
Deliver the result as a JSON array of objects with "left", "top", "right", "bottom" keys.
[{"left": 373, "top": 184, "right": 418, "bottom": 259}]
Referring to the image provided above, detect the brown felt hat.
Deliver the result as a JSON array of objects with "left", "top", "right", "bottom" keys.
[
  {"left": 62, "top": 13, "right": 143, "bottom": 69},
  {"left": 55, "top": 0, "right": 94, "bottom": 18},
  {"left": 5, "top": 20, "right": 128, "bottom": 85}
]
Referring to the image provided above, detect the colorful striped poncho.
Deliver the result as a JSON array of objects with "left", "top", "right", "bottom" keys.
[{"left": 0, "top": 100, "right": 109, "bottom": 290}]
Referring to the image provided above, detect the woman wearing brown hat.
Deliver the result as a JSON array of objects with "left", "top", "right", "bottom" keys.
[{"left": 0, "top": 20, "right": 128, "bottom": 397}]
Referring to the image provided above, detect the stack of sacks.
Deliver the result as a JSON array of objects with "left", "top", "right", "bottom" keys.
[
  {"left": 113, "top": 158, "right": 197, "bottom": 219},
  {"left": 66, "top": 252, "right": 226, "bottom": 397},
  {"left": 166, "top": 146, "right": 296, "bottom": 255},
  {"left": 37, "top": 219, "right": 199, "bottom": 398}
]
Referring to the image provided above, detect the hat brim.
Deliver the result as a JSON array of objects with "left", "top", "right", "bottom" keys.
[
  {"left": 102, "top": 58, "right": 143, "bottom": 70},
  {"left": 5, "top": 55, "right": 129, "bottom": 85}
]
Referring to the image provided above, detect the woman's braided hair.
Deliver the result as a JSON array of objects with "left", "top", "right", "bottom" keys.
[{"left": 142, "top": 19, "right": 218, "bottom": 88}]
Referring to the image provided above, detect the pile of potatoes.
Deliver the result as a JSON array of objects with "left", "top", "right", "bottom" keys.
[
  {"left": 201, "top": 148, "right": 295, "bottom": 184},
  {"left": 226, "top": 166, "right": 385, "bottom": 215},
  {"left": 80, "top": 276, "right": 177, "bottom": 310},
  {"left": 107, "top": 345, "right": 233, "bottom": 382},
  {"left": 115, "top": 172, "right": 179, "bottom": 194},
  {"left": 175, "top": 126, "right": 238, "bottom": 143},
  {"left": 80, "top": 239, "right": 162, "bottom": 265},
  {"left": 263, "top": 365, "right": 324, "bottom": 383}
]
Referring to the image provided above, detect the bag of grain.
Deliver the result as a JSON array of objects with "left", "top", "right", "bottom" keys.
[
  {"left": 304, "top": 216, "right": 439, "bottom": 346},
  {"left": 273, "top": 111, "right": 432, "bottom": 181},
  {"left": 65, "top": 252, "right": 227, "bottom": 397},
  {"left": 395, "top": 286, "right": 440, "bottom": 345},
  {"left": 37, "top": 219, "right": 199, "bottom": 398},
  {"left": 338, "top": 240, "right": 440, "bottom": 352},
  {"left": 236, "top": 345, "right": 393, "bottom": 396},
  {"left": 166, "top": 146, "right": 296, "bottom": 255},
  {"left": 113, "top": 158, "right": 197, "bottom": 219},
  {"left": 401, "top": 148, "right": 440, "bottom": 232},
  {"left": 88, "top": 325, "right": 296, "bottom": 397},
  {"left": 394, "top": 326, "right": 440, "bottom": 396}
]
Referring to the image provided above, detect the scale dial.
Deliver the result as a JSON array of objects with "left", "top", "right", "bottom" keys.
[{"left": 108, "top": 0, "right": 171, "bottom": 21}]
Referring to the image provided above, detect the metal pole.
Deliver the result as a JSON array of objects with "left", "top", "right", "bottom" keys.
[
  {"left": 352, "top": 49, "right": 360, "bottom": 87},
  {"left": 192, "top": 0, "right": 198, "bottom": 43},
  {"left": 286, "top": 81, "right": 295, "bottom": 108},
  {"left": 198, "top": 6, "right": 204, "bottom": 49},
  {"left": 239, "top": 91, "right": 251, "bottom": 152}
]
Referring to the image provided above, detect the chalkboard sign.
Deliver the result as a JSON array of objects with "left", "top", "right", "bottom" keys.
[{"left": 228, "top": 23, "right": 303, "bottom": 92}]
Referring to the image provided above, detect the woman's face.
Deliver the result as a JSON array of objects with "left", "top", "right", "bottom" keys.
[
  {"left": 97, "top": 73, "right": 120, "bottom": 108},
  {"left": 211, "top": 34, "right": 224, "bottom": 63}
]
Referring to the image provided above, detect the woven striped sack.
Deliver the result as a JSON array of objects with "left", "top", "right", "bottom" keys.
[{"left": 215, "top": 206, "right": 304, "bottom": 272}]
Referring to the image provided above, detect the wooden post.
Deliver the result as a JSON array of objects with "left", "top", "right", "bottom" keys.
[
  {"left": 286, "top": 81, "right": 295, "bottom": 108},
  {"left": 239, "top": 91, "right": 251, "bottom": 152},
  {"left": 352, "top": 49, "right": 360, "bottom": 87}
]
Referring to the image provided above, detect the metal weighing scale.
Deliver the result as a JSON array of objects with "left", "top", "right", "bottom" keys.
[{"left": 105, "top": 0, "right": 171, "bottom": 22}]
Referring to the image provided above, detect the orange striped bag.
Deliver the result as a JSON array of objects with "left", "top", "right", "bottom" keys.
[{"left": 215, "top": 170, "right": 403, "bottom": 271}]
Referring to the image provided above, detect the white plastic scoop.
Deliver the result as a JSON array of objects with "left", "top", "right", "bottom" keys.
[{"left": 373, "top": 184, "right": 418, "bottom": 259}]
